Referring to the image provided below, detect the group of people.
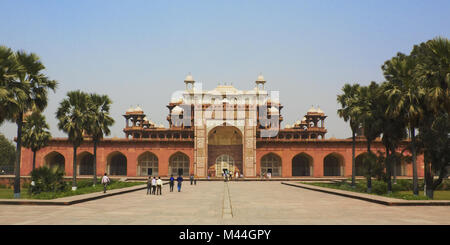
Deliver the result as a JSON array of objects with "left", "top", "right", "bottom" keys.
[
  {"left": 146, "top": 176, "right": 164, "bottom": 195},
  {"left": 222, "top": 170, "right": 240, "bottom": 182},
  {"left": 148, "top": 174, "right": 195, "bottom": 195}
]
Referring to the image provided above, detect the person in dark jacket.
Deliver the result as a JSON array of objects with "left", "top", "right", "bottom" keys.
[
  {"left": 146, "top": 176, "right": 152, "bottom": 195},
  {"left": 177, "top": 175, "right": 183, "bottom": 192},
  {"left": 169, "top": 174, "right": 175, "bottom": 192},
  {"left": 190, "top": 175, "right": 194, "bottom": 185}
]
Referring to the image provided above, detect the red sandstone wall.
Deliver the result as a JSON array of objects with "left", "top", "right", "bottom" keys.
[
  {"left": 256, "top": 141, "right": 424, "bottom": 178},
  {"left": 20, "top": 139, "right": 424, "bottom": 178},
  {"left": 20, "top": 140, "right": 194, "bottom": 177}
]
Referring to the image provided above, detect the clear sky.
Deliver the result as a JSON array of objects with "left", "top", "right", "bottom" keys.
[{"left": 1, "top": 0, "right": 449, "bottom": 141}]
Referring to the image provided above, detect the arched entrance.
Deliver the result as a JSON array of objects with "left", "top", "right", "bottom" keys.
[
  {"left": 138, "top": 152, "right": 158, "bottom": 176},
  {"left": 207, "top": 126, "right": 243, "bottom": 177},
  {"left": 324, "top": 153, "right": 344, "bottom": 176},
  {"left": 78, "top": 152, "right": 94, "bottom": 175},
  {"left": 215, "top": 154, "right": 235, "bottom": 176},
  {"left": 292, "top": 153, "right": 312, "bottom": 176},
  {"left": 107, "top": 152, "right": 127, "bottom": 176},
  {"left": 261, "top": 153, "right": 282, "bottom": 177},
  {"left": 44, "top": 152, "right": 65, "bottom": 172},
  {"left": 169, "top": 152, "right": 189, "bottom": 176}
]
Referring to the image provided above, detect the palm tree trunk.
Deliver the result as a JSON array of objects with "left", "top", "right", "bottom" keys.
[
  {"left": 386, "top": 146, "right": 392, "bottom": 194},
  {"left": 367, "top": 141, "right": 372, "bottom": 193},
  {"left": 393, "top": 154, "right": 397, "bottom": 184},
  {"left": 14, "top": 112, "right": 23, "bottom": 199},
  {"left": 351, "top": 131, "right": 356, "bottom": 188},
  {"left": 72, "top": 146, "right": 77, "bottom": 190},
  {"left": 93, "top": 140, "right": 97, "bottom": 186},
  {"left": 32, "top": 150, "right": 36, "bottom": 171},
  {"left": 411, "top": 127, "right": 418, "bottom": 196}
]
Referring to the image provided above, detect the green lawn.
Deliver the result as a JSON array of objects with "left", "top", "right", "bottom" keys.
[
  {"left": 0, "top": 181, "right": 143, "bottom": 200},
  {"left": 397, "top": 191, "right": 450, "bottom": 200},
  {"left": 301, "top": 181, "right": 450, "bottom": 200}
]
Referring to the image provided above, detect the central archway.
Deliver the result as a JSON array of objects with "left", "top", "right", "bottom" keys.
[
  {"left": 207, "top": 126, "right": 243, "bottom": 177},
  {"left": 215, "top": 154, "right": 235, "bottom": 176}
]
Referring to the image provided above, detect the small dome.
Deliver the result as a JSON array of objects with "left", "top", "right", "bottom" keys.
[
  {"left": 159, "top": 124, "right": 165, "bottom": 128},
  {"left": 317, "top": 107, "right": 324, "bottom": 114},
  {"left": 256, "top": 74, "right": 265, "bottom": 82},
  {"left": 134, "top": 106, "right": 143, "bottom": 112},
  {"left": 308, "top": 106, "right": 317, "bottom": 113},
  {"left": 172, "top": 106, "right": 183, "bottom": 114},
  {"left": 285, "top": 124, "right": 291, "bottom": 129},
  {"left": 143, "top": 117, "right": 148, "bottom": 121},
  {"left": 184, "top": 73, "right": 194, "bottom": 82},
  {"left": 302, "top": 117, "right": 307, "bottom": 121},
  {"left": 295, "top": 120, "right": 301, "bottom": 125},
  {"left": 126, "top": 106, "right": 134, "bottom": 113}
]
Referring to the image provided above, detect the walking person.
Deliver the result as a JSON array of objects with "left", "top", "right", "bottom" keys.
[
  {"left": 169, "top": 174, "right": 175, "bottom": 192},
  {"left": 190, "top": 174, "right": 194, "bottom": 185},
  {"left": 156, "top": 177, "right": 162, "bottom": 195},
  {"left": 151, "top": 176, "right": 157, "bottom": 195},
  {"left": 194, "top": 176, "right": 197, "bottom": 185},
  {"left": 146, "top": 176, "right": 152, "bottom": 195},
  {"left": 177, "top": 175, "right": 183, "bottom": 192},
  {"left": 101, "top": 173, "right": 110, "bottom": 193}
]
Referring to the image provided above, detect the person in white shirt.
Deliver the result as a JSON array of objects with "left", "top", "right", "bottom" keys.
[
  {"left": 151, "top": 177, "right": 157, "bottom": 195},
  {"left": 101, "top": 173, "right": 110, "bottom": 193},
  {"left": 156, "top": 177, "right": 163, "bottom": 195}
]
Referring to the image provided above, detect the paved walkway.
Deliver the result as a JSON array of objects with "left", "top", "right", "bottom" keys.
[{"left": 1, "top": 181, "right": 449, "bottom": 225}]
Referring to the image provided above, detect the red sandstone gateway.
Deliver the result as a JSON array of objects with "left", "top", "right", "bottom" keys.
[{"left": 20, "top": 75, "right": 424, "bottom": 178}]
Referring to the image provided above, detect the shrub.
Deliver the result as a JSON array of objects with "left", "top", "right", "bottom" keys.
[{"left": 29, "top": 166, "right": 67, "bottom": 195}]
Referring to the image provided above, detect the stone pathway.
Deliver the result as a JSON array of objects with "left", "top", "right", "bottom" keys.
[{"left": 0, "top": 181, "right": 449, "bottom": 225}]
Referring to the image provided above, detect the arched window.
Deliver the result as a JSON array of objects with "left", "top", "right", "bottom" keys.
[
  {"left": 169, "top": 153, "right": 189, "bottom": 176},
  {"left": 138, "top": 152, "right": 158, "bottom": 176},
  {"left": 107, "top": 152, "right": 127, "bottom": 176},
  {"left": 324, "top": 154, "right": 343, "bottom": 176},
  {"left": 44, "top": 152, "right": 65, "bottom": 172},
  {"left": 261, "top": 154, "right": 282, "bottom": 177},
  {"left": 78, "top": 153, "right": 94, "bottom": 175},
  {"left": 292, "top": 153, "right": 312, "bottom": 176}
]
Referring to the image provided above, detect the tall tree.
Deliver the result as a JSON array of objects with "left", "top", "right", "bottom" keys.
[
  {"left": 413, "top": 37, "right": 450, "bottom": 198},
  {"left": 86, "top": 93, "right": 114, "bottom": 185},
  {"left": 337, "top": 83, "right": 362, "bottom": 188},
  {"left": 379, "top": 82, "right": 407, "bottom": 193},
  {"left": 56, "top": 90, "right": 90, "bottom": 191},
  {"left": 359, "top": 82, "right": 383, "bottom": 193},
  {"left": 383, "top": 52, "right": 424, "bottom": 196},
  {"left": 0, "top": 47, "right": 57, "bottom": 198},
  {"left": 21, "top": 112, "right": 51, "bottom": 171}
]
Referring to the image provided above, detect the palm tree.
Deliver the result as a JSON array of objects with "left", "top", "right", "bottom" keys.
[
  {"left": 379, "top": 82, "right": 407, "bottom": 193},
  {"left": 86, "top": 93, "right": 114, "bottom": 185},
  {"left": 337, "top": 83, "right": 362, "bottom": 188},
  {"left": 0, "top": 47, "right": 57, "bottom": 198},
  {"left": 56, "top": 90, "right": 90, "bottom": 190},
  {"left": 412, "top": 37, "right": 450, "bottom": 198},
  {"left": 21, "top": 112, "right": 51, "bottom": 171},
  {"left": 383, "top": 53, "right": 424, "bottom": 196},
  {"left": 359, "top": 82, "right": 383, "bottom": 193}
]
